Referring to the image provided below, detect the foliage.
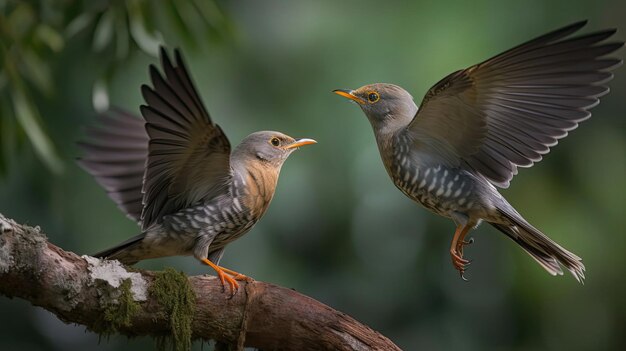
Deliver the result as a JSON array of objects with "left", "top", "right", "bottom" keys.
[{"left": 0, "top": 0, "right": 232, "bottom": 176}]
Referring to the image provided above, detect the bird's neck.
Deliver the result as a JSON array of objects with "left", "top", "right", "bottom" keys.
[
  {"left": 232, "top": 159, "right": 280, "bottom": 218},
  {"left": 371, "top": 112, "right": 411, "bottom": 154},
  {"left": 367, "top": 110, "right": 413, "bottom": 177}
]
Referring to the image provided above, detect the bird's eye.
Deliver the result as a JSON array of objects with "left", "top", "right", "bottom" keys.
[
  {"left": 368, "top": 92, "right": 379, "bottom": 103},
  {"left": 270, "top": 137, "right": 281, "bottom": 147}
]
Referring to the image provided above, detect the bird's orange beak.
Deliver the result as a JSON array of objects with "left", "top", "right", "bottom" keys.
[
  {"left": 333, "top": 89, "right": 365, "bottom": 104},
  {"left": 285, "top": 138, "right": 317, "bottom": 149}
]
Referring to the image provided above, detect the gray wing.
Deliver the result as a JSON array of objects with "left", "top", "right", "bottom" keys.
[
  {"left": 140, "top": 47, "right": 232, "bottom": 229},
  {"left": 406, "top": 21, "right": 623, "bottom": 188},
  {"left": 77, "top": 109, "right": 148, "bottom": 222}
]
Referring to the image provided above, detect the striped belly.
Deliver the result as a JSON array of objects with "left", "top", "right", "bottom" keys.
[
  {"left": 161, "top": 198, "right": 256, "bottom": 253},
  {"left": 392, "top": 163, "right": 477, "bottom": 217}
]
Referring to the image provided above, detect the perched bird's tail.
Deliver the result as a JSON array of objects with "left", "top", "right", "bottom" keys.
[
  {"left": 490, "top": 207, "right": 585, "bottom": 283},
  {"left": 92, "top": 234, "right": 145, "bottom": 265}
]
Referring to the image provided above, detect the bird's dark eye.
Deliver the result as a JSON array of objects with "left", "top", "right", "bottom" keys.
[
  {"left": 368, "top": 92, "right": 379, "bottom": 103},
  {"left": 270, "top": 137, "right": 281, "bottom": 147}
]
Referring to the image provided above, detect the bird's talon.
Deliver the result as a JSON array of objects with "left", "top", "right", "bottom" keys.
[
  {"left": 452, "top": 255, "right": 469, "bottom": 265},
  {"left": 222, "top": 275, "right": 239, "bottom": 298},
  {"left": 460, "top": 272, "right": 469, "bottom": 282}
]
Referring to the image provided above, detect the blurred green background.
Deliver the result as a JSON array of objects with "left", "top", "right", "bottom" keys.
[{"left": 1, "top": 0, "right": 625, "bottom": 350}]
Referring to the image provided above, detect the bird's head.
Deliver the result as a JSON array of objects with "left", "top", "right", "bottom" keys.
[
  {"left": 234, "top": 131, "right": 316, "bottom": 168},
  {"left": 333, "top": 83, "right": 417, "bottom": 131}
]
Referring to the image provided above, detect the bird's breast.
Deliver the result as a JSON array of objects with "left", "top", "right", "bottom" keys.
[{"left": 240, "top": 163, "right": 279, "bottom": 219}]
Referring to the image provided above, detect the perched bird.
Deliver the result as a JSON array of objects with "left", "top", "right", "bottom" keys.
[
  {"left": 79, "top": 48, "right": 316, "bottom": 294},
  {"left": 334, "top": 21, "right": 623, "bottom": 282}
]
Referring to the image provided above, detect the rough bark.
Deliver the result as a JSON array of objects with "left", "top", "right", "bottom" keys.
[{"left": 0, "top": 213, "right": 401, "bottom": 351}]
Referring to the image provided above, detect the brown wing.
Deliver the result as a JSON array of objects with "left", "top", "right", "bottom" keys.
[
  {"left": 406, "top": 21, "right": 623, "bottom": 188},
  {"left": 140, "top": 47, "right": 231, "bottom": 229},
  {"left": 77, "top": 108, "right": 148, "bottom": 222}
]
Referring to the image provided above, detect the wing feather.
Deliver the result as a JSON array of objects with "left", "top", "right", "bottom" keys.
[
  {"left": 77, "top": 109, "right": 148, "bottom": 222},
  {"left": 406, "top": 21, "right": 623, "bottom": 187},
  {"left": 139, "top": 47, "right": 231, "bottom": 229}
]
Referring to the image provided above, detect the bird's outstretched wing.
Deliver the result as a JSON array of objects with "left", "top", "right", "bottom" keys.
[
  {"left": 406, "top": 21, "right": 623, "bottom": 188},
  {"left": 140, "top": 47, "right": 231, "bottom": 229},
  {"left": 78, "top": 109, "right": 148, "bottom": 222}
]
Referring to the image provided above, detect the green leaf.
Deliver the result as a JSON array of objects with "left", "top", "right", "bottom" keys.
[
  {"left": 21, "top": 49, "right": 53, "bottom": 95},
  {"left": 93, "top": 9, "right": 115, "bottom": 52},
  {"left": 65, "top": 12, "right": 96, "bottom": 38},
  {"left": 35, "top": 24, "right": 65, "bottom": 52},
  {"left": 192, "top": 0, "right": 227, "bottom": 32},
  {"left": 114, "top": 9, "right": 130, "bottom": 60},
  {"left": 7, "top": 2, "right": 36, "bottom": 41},
  {"left": 10, "top": 88, "right": 64, "bottom": 174},
  {"left": 167, "top": 0, "right": 195, "bottom": 47},
  {"left": 127, "top": 0, "right": 162, "bottom": 56}
]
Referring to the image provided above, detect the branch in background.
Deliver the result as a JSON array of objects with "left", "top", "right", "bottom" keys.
[{"left": 0, "top": 213, "right": 401, "bottom": 351}]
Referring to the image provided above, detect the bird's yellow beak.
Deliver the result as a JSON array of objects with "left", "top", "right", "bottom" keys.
[
  {"left": 285, "top": 138, "right": 317, "bottom": 149},
  {"left": 333, "top": 89, "right": 365, "bottom": 104}
]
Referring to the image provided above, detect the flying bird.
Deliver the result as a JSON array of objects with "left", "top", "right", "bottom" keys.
[
  {"left": 79, "top": 48, "right": 316, "bottom": 295},
  {"left": 334, "top": 21, "right": 623, "bottom": 282}
]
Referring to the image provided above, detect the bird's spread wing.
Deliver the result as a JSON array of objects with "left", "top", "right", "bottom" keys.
[
  {"left": 140, "top": 47, "right": 231, "bottom": 229},
  {"left": 406, "top": 21, "right": 623, "bottom": 188},
  {"left": 78, "top": 109, "right": 148, "bottom": 222}
]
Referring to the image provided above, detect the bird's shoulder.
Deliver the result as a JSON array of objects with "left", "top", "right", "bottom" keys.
[{"left": 419, "top": 68, "right": 476, "bottom": 109}]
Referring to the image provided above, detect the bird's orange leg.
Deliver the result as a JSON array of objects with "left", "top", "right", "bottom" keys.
[
  {"left": 450, "top": 225, "right": 472, "bottom": 279},
  {"left": 456, "top": 230, "right": 474, "bottom": 257},
  {"left": 201, "top": 258, "right": 241, "bottom": 295}
]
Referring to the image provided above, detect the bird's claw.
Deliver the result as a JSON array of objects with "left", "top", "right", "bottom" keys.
[
  {"left": 460, "top": 271, "right": 470, "bottom": 282},
  {"left": 456, "top": 237, "right": 475, "bottom": 256},
  {"left": 202, "top": 260, "right": 253, "bottom": 297},
  {"left": 450, "top": 249, "right": 471, "bottom": 280},
  {"left": 216, "top": 270, "right": 240, "bottom": 298}
]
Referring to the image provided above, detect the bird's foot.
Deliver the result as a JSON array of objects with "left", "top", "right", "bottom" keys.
[
  {"left": 201, "top": 258, "right": 252, "bottom": 297},
  {"left": 456, "top": 237, "right": 474, "bottom": 256},
  {"left": 450, "top": 249, "right": 471, "bottom": 281},
  {"left": 215, "top": 268, "right": 240, "bottom": 297},
  {"left": 450, "top": 224, "right": 473, "bottom": 281},
  {"left": 219, "top": 266, "right": 255, "bottom": 283}
]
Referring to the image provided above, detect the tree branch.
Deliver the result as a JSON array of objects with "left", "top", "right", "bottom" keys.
[{"left": 0, "top": 213, "right": 400, "bottom": 351}]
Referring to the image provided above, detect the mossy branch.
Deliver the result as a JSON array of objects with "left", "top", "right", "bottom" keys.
[{"left": 0, "top": 213, "right": 401, "bottom": 351}]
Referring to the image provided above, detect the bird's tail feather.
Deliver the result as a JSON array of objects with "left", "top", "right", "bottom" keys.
[
  {"left": 491, "top": 208, "right": 585, "bottom": 283},
  {"left": 92, "top": 234, "right": 145, "bottom": 265}
]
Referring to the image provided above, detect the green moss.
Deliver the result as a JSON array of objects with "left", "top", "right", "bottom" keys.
[
  {"left": 149, "top": 268, "right": 196, "bottom": 351},
  {"left": 104, "top": 279, "right": 141, "bottom": 328},
  {"left": 93, "top": 278, "right": 141, "bottom": 339}
]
